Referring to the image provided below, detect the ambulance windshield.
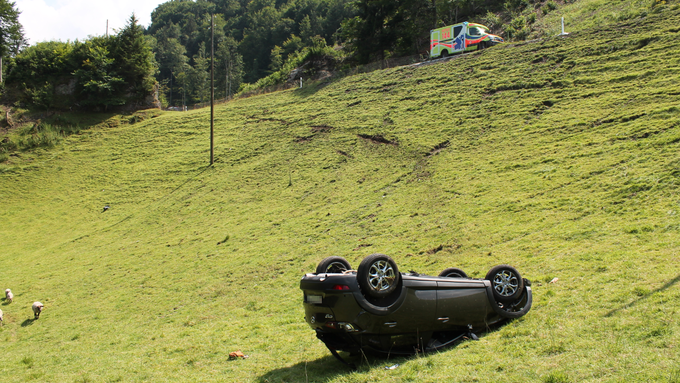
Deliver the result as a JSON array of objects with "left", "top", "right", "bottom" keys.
[{"left": 468, "top": 27, "right": 484, "bottom": 36}]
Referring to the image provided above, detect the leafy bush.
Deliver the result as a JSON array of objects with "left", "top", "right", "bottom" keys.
[
  {"left": 545, "top": 0, "right": 558, "bottom": 13},
  {"left": 239, "top": 41, "right": 342, "bottom": 93},
  {"left": 481, "top": 11, "right": 503, "bottom": 31},
  {"left": 505, "top": 15, "right": 531, "bottom": 40},
  {"left": 5, "top": 16, "right": 155, "bottom": 110},
  {"left": 528, "top": 12, "right": 537, "bottom": 24}
]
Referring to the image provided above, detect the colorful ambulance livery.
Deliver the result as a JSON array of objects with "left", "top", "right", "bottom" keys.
[{"left": 430, "top": 22, "right": 504, "bottom": 58}]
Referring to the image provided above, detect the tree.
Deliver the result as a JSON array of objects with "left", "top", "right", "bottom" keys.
[
  {"left": 190, "top": 42, "right": 210, "bottom": 104},
  {"left": 0, "top": 0, "right": 26, "bottom": 82},
  {"left": 5, "top": 15, "right": 158, "bottom": 110},
  {"left": 73, "top": 38, "right": 125, "bottom": 108},
  {"left": 5, "top": 41, "right": 75, "bottom": 108},
  {"left": 240, "top": 3, "right": 294, "bottom": 82},
  {"left": 112, "top": 14, "right": 157, "bottom": 102},
  {"left": 153, "top": 22, "right": 189, "bottom": 106},
  {"left": 145, "top": 0, "right": 357, "bottom": 87},
  {"left": 343, "top": 0, "right": 434, "bottom": 64},
  {"left": 216, "top": 36, "right": 243, "bottom": 98}
]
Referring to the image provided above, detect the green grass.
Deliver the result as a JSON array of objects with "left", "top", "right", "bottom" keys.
[
  {"left": 1, "top": 4, "right": 680, "bottom": 382},
  {"left": 0, "top": 109, "right": 162, "bottom": 162},
  {"left": 532, "top": 0, "right": 677, "bottom": 37}
]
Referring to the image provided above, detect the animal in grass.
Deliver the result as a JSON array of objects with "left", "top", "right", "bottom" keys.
[
  {"left": 5, "top": 289, "right": 13, "bottom": 303},
  {"left": 32, "top": 302, "right": 44, "bottom": 319},
  {"left": 0, "top": 308, "right": 3, "bottom": 324}
]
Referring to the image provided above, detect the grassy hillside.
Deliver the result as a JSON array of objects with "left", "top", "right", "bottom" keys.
[
  {"left": 533, "top": 0, "right": 671, "bottom": 37},
  {"left": 1, "top": 3, "right": 680, "bottom": 382}
]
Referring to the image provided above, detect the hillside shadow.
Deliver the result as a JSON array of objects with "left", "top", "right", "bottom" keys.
[
  {"left": 256, "top": 353, "right": 411, "bottom": 382},
  {"left": 256, "top": 355, "right": 349, "bottom": 382},
  {"left": 605, "top": 273, "right": 680, "bottom": 317},
  {"left": 257, "top": 325, "right": 506, "bottom": 382}
]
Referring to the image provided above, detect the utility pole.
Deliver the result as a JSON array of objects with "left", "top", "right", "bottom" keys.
[
  {"left": 210, "top": 13, "right": 215, "bottom": 165},
  {"left": 226, "top": 59, "right": 230, "bottom": 101}
]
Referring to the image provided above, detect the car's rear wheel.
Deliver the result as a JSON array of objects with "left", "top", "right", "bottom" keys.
[
  {"left": 440, "top": 50, "right": 449, "bottom": 59},
  {"left": 485, "top": 264, "right": 524, "bottom": 304},
  {"left": 438, "top": 267, "right": 468, "bottom": 278},
  {"left": 357, "top": 254, "right": 400, "bottom": 298},
  {"left": 316, "top": 256, "right": 352, "bottom": 274}
]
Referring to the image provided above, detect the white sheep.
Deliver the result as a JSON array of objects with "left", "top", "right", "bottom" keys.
[
  {"left": 0, "top": 308, "right": 3, "bottom": 324},
  {"left": 5, "top": 289, "right": 13, "bottom": 303},
  {"left": 32, "top": 302, "right": 44, "bottom": 319}
]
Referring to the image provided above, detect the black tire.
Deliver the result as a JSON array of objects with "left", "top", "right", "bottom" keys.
[
  {"left": 440, "top": 50, "right": 449, "bottom": 59},
  {"left": 316, "top": 256, "right": 351, "bottom": 274},
  {"left": 488, "top": 285, "right": 532, "bottom": 319},
  {"left": 485, "top": 264, "right": 524, "bottom": 304},
  {"left": 439, "top": 267, "right": 468, "bottom": 278},
  {"left": 357, "top": 254, "right": 400, "bottom": 298}
]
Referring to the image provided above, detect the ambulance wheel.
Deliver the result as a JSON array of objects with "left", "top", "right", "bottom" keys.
[{"left": 441, "top": 50, "right": 449, "bottom": 58}]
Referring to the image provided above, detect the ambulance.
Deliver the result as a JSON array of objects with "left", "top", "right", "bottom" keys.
[{"left": 430, "top": 22, "right": 504, "bottom": 58}]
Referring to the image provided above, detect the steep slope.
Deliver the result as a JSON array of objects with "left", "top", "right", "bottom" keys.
[{"left": 0, "top": 5, "right": 679, "bottom": 382}]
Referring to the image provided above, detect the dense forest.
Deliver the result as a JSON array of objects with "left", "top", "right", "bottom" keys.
[
  {"left": 146, "top": 0, "right": 546, "bottom": 107},
  {"left": 4, "top": 0, "right": 552, "bottom": 110}
]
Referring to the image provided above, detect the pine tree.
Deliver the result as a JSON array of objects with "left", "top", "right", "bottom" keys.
[{"left": 112, "top": 14, "right": 157, "bottom": 101}]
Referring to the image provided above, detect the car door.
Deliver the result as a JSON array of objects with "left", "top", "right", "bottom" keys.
[
  {"left": 382, "top": 278, "right": 438, "bottom": 333},
  {"left": 435, "top": 279, "right": 491, "bottom": 328}
]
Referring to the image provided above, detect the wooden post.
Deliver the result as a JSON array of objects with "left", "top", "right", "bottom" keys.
[{"left": 210, "top": 14, "right": 215, "bottom": 165}]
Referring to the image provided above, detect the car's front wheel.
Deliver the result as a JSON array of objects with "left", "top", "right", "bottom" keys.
[
  {"left": 485, "top": 264, "right": 524, "bottom": 304},
  {"left": 357, "top": 254, "right": 400, "bottom": 298},
  {"left": 316, "top": 256, "right": 352, "bottom": 274}
]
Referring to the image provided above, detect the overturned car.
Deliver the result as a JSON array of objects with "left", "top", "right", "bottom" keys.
[{"left": 300, "top": 254, "right": 532, "bottom": 365}]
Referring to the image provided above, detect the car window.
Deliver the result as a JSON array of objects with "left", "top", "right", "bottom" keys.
[{"left": 453, "top": 25, "right": 463, "bottom": 37}]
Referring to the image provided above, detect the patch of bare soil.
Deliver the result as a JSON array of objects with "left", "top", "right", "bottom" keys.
[
  {"left": 428, "top": 140, "right": 450, "bottom": 156},
  {"left": 358, "top": 134, "right": 398, "bottom": 146}
]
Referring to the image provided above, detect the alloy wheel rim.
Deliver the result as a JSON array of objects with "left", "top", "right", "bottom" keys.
[
  {"left": 368, "top": 260, "right": 395, "bottom": 291},
  {"left": 493, "top": 270, "right": 518, "bottom": 296}
]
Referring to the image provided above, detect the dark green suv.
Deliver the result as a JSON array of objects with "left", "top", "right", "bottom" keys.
[{"left": 300, "top": 254, "right": 532, "bottom": 365}]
